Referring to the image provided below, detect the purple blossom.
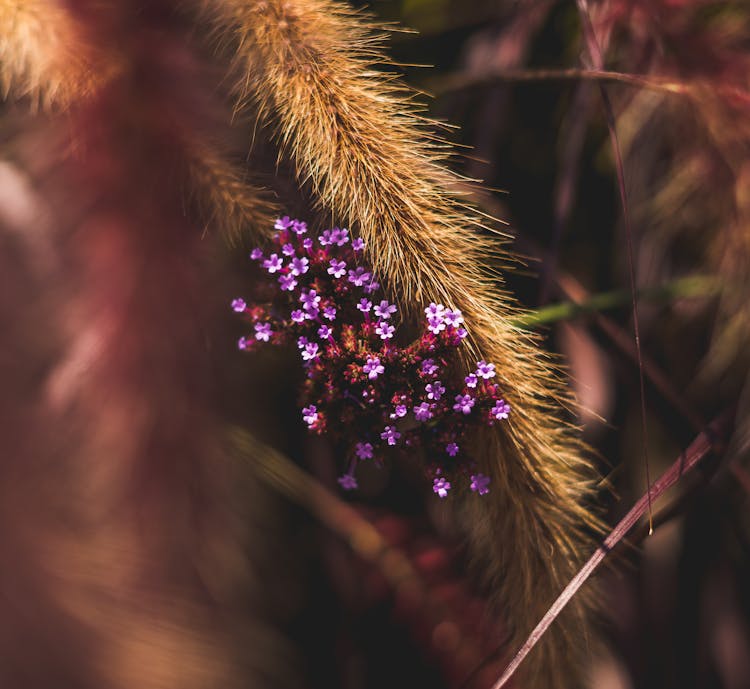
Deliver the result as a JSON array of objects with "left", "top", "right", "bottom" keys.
[
  {"left": 421, "top": 359, "right": 439, "bottom": 375},
  {"left": 302, "top": 405, "right": 318, "bottom": 426},
  {"left": 275, "top": 216, "right": 293, "bottom": 230},
  {"left": 278, "top": 274, "right": 297, "bottom": 291},
  {"left": 380, "top": 426, "right": 401, "bottom": 446},
  {"left": 300, "top": 289, "right": 321, "bottom": 312},
  {"left": 250, "top": 248, "right": 263, "bottom": 260},
  {"left": 453, "top": 394, "right": 475, "bottom": 415},
  {"left": 390, "top": 404, "right": 407, "bottom": 419},
  {"left": 327, "top": 259, "right": 347, "bottom": 278},
  {"left": 263, "top": 253, "right": 283, "bottom": 273},
  {"left": 355, "top": 442, "right": 374, "bottom": 460},
  {"left": 363, "top": 356, "right": 384, "bottom": 380},
  {"left": 281, "top": 243, "right": 295, "bottom": 257},
  {"left": 433, "top": 477, "right": 451, "bottom": 498},
  {"left": 291, "top": 309, "right": 306, "bottom": 323},
  {"left": 352, "top": 237, "right": 365, "bottom": 251},
  {"left": 465, "top": 373, "right": 478, "bottom": 388},
  {"left": 444, "top": 309, "right": 464, "bottom": 327},
  {"left": 237, "top": 336, "right": 248, "bottom": 350},
  {"left": 254, "top": 322, "right": 272, "bottom": 342},
  {"left": 297, "top": 336, "right": 309, "bottom": 349},
  {"left": 470, "top": 473, "right": 490, "bottom": 495},
  {"left": 425, "top": 381, "right": 445, "bottom": 401},
  {"left": 231, "top": 298, "right": 246, "bottom": 312},
  {"left": 375, "top": 321, "right": 395, "bottom": 340},
  {"left": 374, "top": 300, "right": 397, "bottom": 320},
  {"left": 318, "top": 325, "right": 332, "bottom": 339},
  {"left": 302, "top": 237, "right": 313, "bottom": 250},
  {"left": 292, "top": 220, "right": 308, "bottom": 235},
  {"left": 318, "top": 229, "right": 334, "bottom": 246},
  {"left": 427, "top": 315, "right": 446, "bottom": 335},
  {"left": 290, "top": 257, "right": 309, "bottom": 276},
  {"left": 491, "top": 399, "right": 511, "bottom": 420},
  {"left": 363, "top": 279, "right": 380, "bottom": 294},
  {"left": 301, "top": 342, "right": 319, "bottom": 361},
  {"left": 330, "top": 227, "right": 349, "bottom": 246},
  {"left": 425, "top": 302, "right": 446, "bottom": 320},
  {"left": 357, "top": 298, "right": 372, "bottom": 313},
  {"left": 446, "top": 442, "right": 459, "bottom": 457},
  {"left": 457, "top": 327, "right": 468, "bottom": 339},
  {"left": 413, "top": 402, "right": 432, "bottom": 421},
  {"left": 338, "top": 474, "right": 358, "bottom": 491},
  {"left": 323, "top": 306, "right": 337, "bottom": 321},
  {"left": 476, "top": 360, "right": 496, "bottom": 379},
  {"left": 348, "top": 266, "right": 371, "bottom": 287}
]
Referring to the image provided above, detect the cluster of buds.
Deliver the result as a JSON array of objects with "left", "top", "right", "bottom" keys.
[{"left": 233, "top": 217, "right": 511, "bottom": 498}]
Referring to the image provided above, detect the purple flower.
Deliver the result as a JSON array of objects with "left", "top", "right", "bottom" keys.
[
  {"left": 302, "top": 405, "right": 318, "bottom": 426},
  {"left": 413, "top": 402, "right": 432, "bottom": 421},
  {"left": 318, "top": 229, "right": 334, "bottom": 246},
  {"left": 476, "top": 360, "right": 496, "bottom": 379},
  {"left": 231, "top": 298, "right": 246, "bottom": 312},
  {"left": 433, "top": 477, "right": 451, "bottom": 499},
  {"left": 291, "top": 309, "right": 306, "bottom": 323},
  {"left": 348, "top": 266, "right": 371, "bottom": 287},
  {"left": 355, "top": 442, "right": 374, "bottom": 460},
  {"left": 465, "top": 373, "right": 478, "bottom": 388},
  {"left": 380, "top": 425, "right": 401, "bottom": 446},
  {"left": 425, "top": 381, "right": 445, "bottom": 401},
  {"left": 330, "top": 227, "right": 349, "bottom": 246},
  {"left": 338, "top": 474, "right": 358, "bottom": 491},
  {"left": 427, "top": 315, "right": 446, "bottom": 335},
  {"left": 446, "top": 442, "right": 459, "bottom": 457},
  {"left": 491, "top": 399, "right": 511, "bottom": 420},
  {"left": 292, "top": 220, "right": 308, "bottom": 235},
  {"left": 278, "top": 274, "right": 297, "bottom": 291},
  {"left": 318, "top": 324, "right": 332, "bottom": 339},
  {"left": 444, "top": 309, "right": 464, "bottom": 327},
  {"left": 363, "top": 356, "right": 384, "bottom": 380},
  {"left": 328, "top": 259, "right": 347, "bottom": 278},
  {"left": 301, "top": 342, "right": 319, "bottom": 361},
  {"left": 375, "top": 321, "right": 395, "bottom": 340},
  {"left": 237, "top": 336, "right": 248, "bottom": 350},
  {"left": 323, "top": 306, "right": 337, "bottom": 321},
  {"left": 457, "top": 327, "right": 468, "bottom": 339},
  {"left": 290, "top": 257, "right": 309, "bottom": 276},
  {"left": 352, "top": 237, "right": 365, "bottom": 251},
  {"left": 453, "top": 394, "right": 475, "bottom": 415},
  {"left": 254, "top": 322, "right": 273, "bottom": 342},
  {"left": 297, "top": 336, "right": 309, "bottom": 349},
  {"left": 363, "top": 279, "right": 380, "bottom": 294},
  {"left": 275, "top": 216, "right": 293, "bottom": 230},
  {"left": 425, "top": 302, "right": 446, "bottom": 320},
  {"left": 470, "top": 473, "right": 490, "bottom": 495},
  {"left": 282, "top": 243, "right": 295, "bottom": 257},
  {"left": 302, "top": 237, "right": 313, "bottom": 250},
  {"left": 390, "top": 404, "right": 407, "bottom": 419},
  {"left": 374, "top": 300, "right": 397, "bottom": 320},
  {"left": 300, "top": 289, "right": 321, "bottom": 312},
  {"left": 357, "top": 298, "right": 372, "bottom": 313},
  {"left": 421, "top": 359, "right": 439, "bottom": 375},
  {"left": 263, "top": 253, "right": 283, "bottom": 273},
  {"left": 250, "top": 248, "right": 263, "bottom": 260}
]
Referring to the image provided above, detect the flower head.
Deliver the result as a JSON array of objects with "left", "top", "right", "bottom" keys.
[
  {"left": 282, "top": 243, "right": 295, "bottom": 257},
  {"left": 292, "top": 220, "right": 308, "bottom": 235},
  {"left": 348, "top": 266, "right": 371, "bottom": 287},
  {"left": 318, "top": 324, "right": 332, "bottom": 339},
  {"left": 470, "top": 473, "right": 490, "bottom": 495},
  {"left": 355, "top": 442, "right": 373, "bottom": 460},
  {"left": 446, "top": 442, "right": 459, "bottom": 457},
  {"left": 380, "top": 426, "right": 401, "bottom": 446},
  {"left": 357, "top": 298, "right": 372, "bottom": 313},
  {"left": 275, "top": 216, "right": 293, "bottom": 230},
  {"left": 302, "top": 405, "right": 318, "bottom": 426},
  {"left": 237, "top": 336, "right": 248, "bottom": 350},
  {"left": 254, "top": 322, "right": 272, "bottom": 342},
  {"left": 231, "top": 298, "right": 246, "bottom": 313},
  {"left": 413, "top": 402, "right": 432, "bottom": 421},
  {"left": 323, "top": 306, "right": 337, "bottom": 321},
  {"left": 338, "top": 474, "right": 358, "bottom": 491},
  {"left": 453, "top": 394, "right": 475, "bottom": 415},
  {"left": 433, "top": 477, "right": 451, "bottom": 498},
  {"left": 465, "top": 373, "right": 478, "bottom": 389},
  {"left": 421, "top": 359, "right": 439, "bottom": 375},
  {"left": 250, "top": 248, "right": 263, "bottom": 261},
  {"left": 363, "top": 356, "right": 384, "bottom": 380},
  {"left": 290, "top": 257, "right": 309, "bottom": 276},
  {"left": 492, "top": 399, "right": 511, "bottom": 420},
  {"left": 263, "top": 253, "right": 283, "bottom": 273},
  {"left": 301, "top": 342, "right": 319, "bottom": 361},
  {"left": 330, "top": 227, "right": 349, "bottom": 246},
  {"left": 328, "top": 259, "right": 347, "bottom": 278},
  {"left": 352, "top": 237, "right": 365, "bottom": 251},
  {"left": 426, "top": 381, "right": 445, "bottom": 401},
  {"left": 476, "top": 360, "right": 496, "bottom": 379},
  {"left": 375, "top": 321, "right": 395, "bottom": 340},
  {"left": 278, "top": 274, "right": 297, "bottom": 291},
  {"left": 291, "top": 309, "right": 306, "bottom": 323}
]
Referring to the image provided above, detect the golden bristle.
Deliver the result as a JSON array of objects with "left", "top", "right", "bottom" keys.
[{"left": 198, "top": 1, "right": 602, "bottom": 686}]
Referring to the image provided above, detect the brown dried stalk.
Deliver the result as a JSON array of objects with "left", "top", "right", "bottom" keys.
[{"left": 197, "top": 1, "right": 602, "bottom": 686}]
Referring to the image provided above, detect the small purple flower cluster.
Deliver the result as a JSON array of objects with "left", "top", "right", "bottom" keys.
[{"left": 234, "top": 217, "right": 511, "bottom": 498}]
